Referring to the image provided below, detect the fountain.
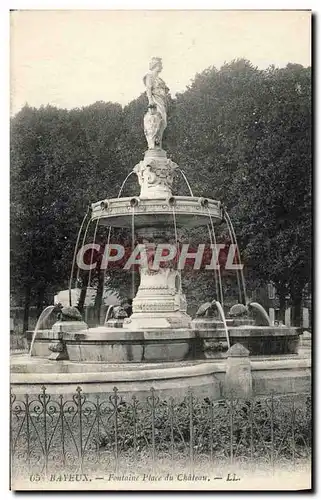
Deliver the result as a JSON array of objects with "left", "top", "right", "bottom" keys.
[{"left": 11, "top": 57, "right": 310, "bottom": 399}]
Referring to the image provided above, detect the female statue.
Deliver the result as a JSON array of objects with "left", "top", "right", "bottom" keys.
[{"left": 143, "top": 57, "right": 169, "bottom": 149}]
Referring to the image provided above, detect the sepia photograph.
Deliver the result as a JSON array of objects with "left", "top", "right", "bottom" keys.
[{"left": 9, "top": 7, "right": 312, "bottom": 491}]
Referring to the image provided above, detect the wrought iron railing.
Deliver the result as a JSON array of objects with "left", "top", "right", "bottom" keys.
[{"left": 10, "top": 387, "right": 311, "bottom": 480}]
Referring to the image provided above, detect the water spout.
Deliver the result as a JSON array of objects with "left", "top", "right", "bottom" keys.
[
  {"left": 177, "top": 168, "right": 194, "bottom": 197},
  {"left": 117, "top": 172, "right": 135, "bottom": 198},
  {"left": 29, "top": 305, "right": 56, "bottom": 356},
  {"left": 86, "top": 215, "right": 102, "bottom": 301},
  {"left": 102, "top": 225, "right": 113, "bottom": 284},
  {"left": 225, "top": 217, "right": 242, "bottom": 304},
  {"left": 213, "top": 300, "right": 230, "bottom": 350},
  {"left": 223, "top": 208, "right": 248, "bottom": 305},
  {"left": 75, "top": 217, "right": 93, "bottom": 289},
  {"left": 104, "top": 305, "right": 114, "bottom": 324},
  {"left": 248, "top": 302, "right": 272, "bottom": 326},
  {"left": 207, "top": 209, "right": 224, "bottom": 307},
  {"left": 131, "top": 207, "right": 136, "bottom": 300},
  {"left": 68, "top": 207, "right": 90, "bottom": 307},
  {"left": 206, "top": 224, "right": 220, "bottom": 305},
  {"left": 172, "top": 205, "right": 182, "bottom": 286}
]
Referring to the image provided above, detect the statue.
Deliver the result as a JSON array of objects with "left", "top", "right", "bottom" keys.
[
  {"left": 227, "top": 302, "right": 271, "bottom": 326},
  {"left": 195, "top": 300, "right": 217, "bottom": 318},
  {"left": 228, "top": 303, "right": 248, "bottom": 318},
  {"left": 132, "top": 57, "right": 175, "bottom": 199},
  {"left": 54, "top": 304, "right": 83, "bottom": 322},
  {"left": 143, "top": 57, "right": 168, "bottom": 150},
  {"left": 110, "top": 305, "right": 128, "bottom": 320}
]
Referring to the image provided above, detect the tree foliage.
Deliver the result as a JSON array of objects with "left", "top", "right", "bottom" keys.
[{"left": 10, "top": 60, "right": 312, "bottom": 327}]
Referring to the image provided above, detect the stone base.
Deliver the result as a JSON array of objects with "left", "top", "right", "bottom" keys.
[
  {"left": 224, "top": 343, "right": 252, "bottom": 398},
  {"left": 48, "top": 349, "right": 69, "bottom": 361},
  {"left": 52, "top": 320, "right": 88, "bottom": 333},
  {"left": 105, "top": 319, "right": 125, "bottom": 328},
  {"left": 124, "top": 311, "right": 191, "bottom": 329}
]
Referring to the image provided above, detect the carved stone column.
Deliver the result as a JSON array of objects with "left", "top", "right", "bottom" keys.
[{"left": 124, "top": 227, "right": 191, "bottom": 330}]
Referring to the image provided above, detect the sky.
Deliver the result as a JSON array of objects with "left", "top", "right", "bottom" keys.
[{"left": 10, "top": 9, "right": 311, "bottom": 115}]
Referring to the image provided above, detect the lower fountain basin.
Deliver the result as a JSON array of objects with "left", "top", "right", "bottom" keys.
[{"left": 10, "top": 354, "right": 311, "bottom": 399}]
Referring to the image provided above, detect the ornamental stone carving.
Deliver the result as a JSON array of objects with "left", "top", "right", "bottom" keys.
[
  {"left": 48, "top": 338, "right": 69, "bottom": 361},
  {"left": 203, "top": 340, "right": 227, "bottom": 358},
  {"left": 133, "top": 151, "right": 177, "bottom": 199}
]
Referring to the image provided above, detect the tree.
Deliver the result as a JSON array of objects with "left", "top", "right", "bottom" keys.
[
  {"left": 228, "top": 64, "right": 311, "bottom": 324},
  {"left": 10, "top": 101, "right": 125, "bottom": 329},
  {"left": 10, "top": 60, "right": 312, "bottom": 328},
  {"left": 168, "top": 60, "right": 266, "bottom": 306}
]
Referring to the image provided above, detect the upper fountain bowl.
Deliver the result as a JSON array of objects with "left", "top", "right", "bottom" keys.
[
  {"left": 92, "top": 196, "right": 222, "bottom": 228},
  {"left": 91, "top": 196, "right": 222, "bottom": 229}
]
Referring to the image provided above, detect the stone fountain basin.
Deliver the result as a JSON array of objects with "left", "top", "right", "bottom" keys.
[
  {"left": 227, "top": 325, "right": 300, "bottom": 356},
  {"left": 27, "top": 324, "right": 301, "bottom": 364},
  {"left": 63, "top": 327, "right": 195, "bottom": 363},
  {"left": 91, "top": 195, "right": 222, "bottom": 228},
  {"left": 15, "top": 326, "right": 308, "bottom": 399},
  {"left": 10, "top": 354, "right": 310, "bottom": 399},
  {"left": 191, "top": 323, "right": 301, "bottom": 357},
  {"left": 26, "top": 327, "right": 196, "bottom": 363}
]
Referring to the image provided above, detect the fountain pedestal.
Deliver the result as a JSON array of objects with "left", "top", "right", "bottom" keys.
[
  {"left": 127, "top": 266, "right": 191, "bottom": 329},
  {"left": 127, "top": 216, "right": 192, "bottom": 330}
]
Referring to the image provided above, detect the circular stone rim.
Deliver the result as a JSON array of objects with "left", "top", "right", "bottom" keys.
[{"left": 91, "top": 195, "right": 222, "bottom": 228}]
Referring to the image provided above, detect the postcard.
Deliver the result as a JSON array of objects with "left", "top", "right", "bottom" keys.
[{"left": 10, "top": 9, "right": 312, "bottom": 491}]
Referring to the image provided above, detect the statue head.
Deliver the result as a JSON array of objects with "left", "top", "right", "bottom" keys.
[{"left": 149, "top": 57, "right": 163, "bottom": 72}]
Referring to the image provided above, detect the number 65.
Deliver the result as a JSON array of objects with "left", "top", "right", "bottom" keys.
[{"left": 29, "top": 474, "right": 40, "bottom": 482}]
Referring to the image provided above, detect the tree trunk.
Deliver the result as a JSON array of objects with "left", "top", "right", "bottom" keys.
[
  {"left": 94, "top": 270, "right": 104, "bottom": 324},
  {"left": 36, "top": 287, "right": 46, "bottom": 317},
  {"left": 291, "top": 291, "right": 303, "bottom": 327},
  {"left": 77, "top": 273, "right": 89, "bottom": 315},
  {"left": 276, "top": 285, "right": 287, "bottom": 324},
  {"left": 23, "top": 285, "right": 31, "bottom": 333}
]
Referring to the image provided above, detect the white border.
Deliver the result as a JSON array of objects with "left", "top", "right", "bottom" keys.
[
  {"left": 2, "top": 1, "right": 317, "bottom": 498},
  {"left": 3, "top": 1, "right": 317, "bottom": 9}
]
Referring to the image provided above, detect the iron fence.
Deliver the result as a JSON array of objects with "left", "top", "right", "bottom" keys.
[{"left": 10, "top": 387, "right": 311, "bottom": 480}]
